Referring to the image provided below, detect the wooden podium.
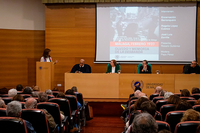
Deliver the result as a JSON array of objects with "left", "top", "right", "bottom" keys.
[{"left": 36, "top": 62, "right": 54, "bottom": 92}]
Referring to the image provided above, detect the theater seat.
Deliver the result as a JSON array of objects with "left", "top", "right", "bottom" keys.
[
  {"left": 160, "top": 104, "right": 175, "bottom": 120},
  {"left": 156, "top": 120, "right": 171, "bottom": 132},
  {"left": 0, "top": 108, "right": 6, "bottom": 117},
  {"left": 0, "top": 117, "right": 28, "bottom": 133},
  {"left": 52, "top": 91, "right": 60, "bottom": 97},
  {"left": 174, "top": 93, "right": 181, "bottom": 97},
  {"left": 193, "top": 105, "right": 200, "bottom": 112},
  {"left": 187, "top": 100, "right": 196, "bottom": 106},
  {"left": 150, "top": 93, "right": 159, "bottom": 100},
  {"left": 165, "top": 111, "right": 185, "bottom": 133},
  {"left": 156, "top": 99, "right": 168, "bottom": 111},
  {"left": 129, "top": 99, "right": 137, "bottom": 107},
  {"left": 174, "top": 121, "right": 200, "bottom": 133},
  {"left": 154, "top": 111, "right": 162, "bottom": 121},
  {"left": 180, "top": 97, "right": 195, "bottom": 100},
  {"left": 192, "top": 93, "right": 200, "bottom": 100},
  {"left": 153, "top": 97, "right": 164, "bottom": 103},
  {"left": 48, "top": 95, "right": 55, "bottom": 100},
  {"left": 2, "top": 97, "right": 12, "bottom": 105}
]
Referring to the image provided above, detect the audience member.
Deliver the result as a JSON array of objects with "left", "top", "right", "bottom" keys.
[
  {"left": 134, "top": 97, "right": 149, "bottom": 111},
  {"left": 71, "top": 86, "right": 78, "bottom": 92},
  {"left": 134, "top": 90, "right": 142, "bottom": 97},
  {"left": 12, "top": 94, "right": 24, "bottom": 102},
  {"left": 0, "top": 98, "right": 6, "bottom": 108},
  {"left": 23, "top": 87, "right": 33, "bottom": 94},
  {"left": 176, "top": 100, "right": 192, "bottom": 110},
  {"left": 25, "top": 98, "right": 56, "bottom": 131},
  {"left": 164, "top": 92, "right": 173, "bottom": 99},
  {"left": 65, "top": 89, "right": 81, "bottom": 108},
  {"left": 192, "top": 87, "right": 200, "bottom": 94},
  {"left": 0, "top": 87, "right": 8, "bottom": 94},
  {"left": 132, "top": 113, "right": 158, "bottom": 133},
  {"left": 45, "top": 89, "right": 53, "bottom": 95},
  {"left": 56, "top": 92, "right": 66, "bottom": 98},
  {"left": 181, "top": 109, "right": 200, "bottom": 122},
  {"left": 31, "top": 92, "right": 39, "bottom": 98},
  {"left": 140, "top": 101, "right": 157, "bottom": 116},
  {"left": 195, "top": 99, "right": 200, "bottom": 105},
  {"left": 134, "top": 87, "right": 142, "bottom": 92},
  {"left": 16, "top": 84, "right": 23, "bottom": 91},
  {"left": 6, "top": 101, "right": 36, "bottom": 133},
  {"left": 52, "top": 87, "right": 59, "bottom": 91},
  {"left": 8, "top": 88, "right": 17, "bottom": 97},
  {"left": 33, "top": 86, "right": 40, "bottom": 91},
  {"left": 154, "top": 86, "right": 162, "bottom": 93},
  {"left": 180, "top": 89, "right": 191, "bottom": 97},
  {"left": 167, "top": 95, "right": 181, "bottom": 105},
  {"left": 158, "top": 129, "right": 172, "bottom": 133},
  {"left": 160, "top": 90, "right": 166, "bottom": 96}
]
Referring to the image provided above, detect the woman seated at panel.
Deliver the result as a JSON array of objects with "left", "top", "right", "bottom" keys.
[
  {"left": 106, "top": 59, "right": 121, "bottom": 73},
  {"left": 139, "top": 60, "right": 151, "bottom": 73}
]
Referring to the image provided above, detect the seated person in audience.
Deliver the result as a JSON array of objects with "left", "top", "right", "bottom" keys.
[
  {"left": 158, "top": 129, "right": 172, "bottom": 133},
  {"left": 45, "top": 89, "right": 53, "bottom": 95},
  {"left": 16, "top": 84, "right": 23, "bottom": 91},
  {"left": 176, "top": 100, "right": 192, "bottom": 110},
  {"left": 192, "top": 87, "right": 200, "bottom": 94},
  {"left": 139, "top": 60, "right": 151, "bottom": 73},
  {"left": 180, "top": 89, "right": 191, "bottom": 97},
  {"left": 71, "top": 86, "right": 77, "bottom": 92},
  {"left": 131, "top": 113, "right": 158, "bottom": 133},
  {"left": 0, "top": 87, "right": 8, "bottom": 94},
  {"left": 164, "top": 92, "right": 174, "bottom": 99},
  {"left": 56, "top": 92, "right": 66, "bottom": 98},
  {"left": 23, "top": 87, "right": 33, "bottom": 94},
  {"left": 6, "top": 101, "right": 36, "bottom": 133},
  {"left": 52, "top": 87, "right": 59, "bottom": 91},
  {"left": 106, "top": 59, "right": 121, "bottom": 73},
  {"left": 140, "top": 101, "right": 157, "bottom": 116},
  {"left": 38, "top": 92, "right": 65, "bottom": 120},
  {"left": 0, "top": 98, "right": 6, "bottom": 108},
  {"left": 31, "top": 92, "right": 39, "bottom": 98},
  {"left": 185, "top": 61, "right": 200, "bottom": 74},
  {"left": 167, "top": 95, "right": 181, "bottom": 105},
  {"left": 12, "top": 94, "right": 24, "bottom": 102},
  {"left": 25, "top": 98, "right": 56, "bottom": 131},
  {"left": 33, "top": 86, "right": 40, "bottom": 91},
  {"left": 65, "top": 89, "right": 81, "bottom": 108},
  {"left": 160, "top": 90, "right": 166, "bottom": 96},
  {"left": 181, "top": 109, "right": 200, "bottom": 122},
  {"left": 134, "top": 90, "right": 142, "bottom": 97},
  {"left": 195, "top": 99, "right": 200, "bottom": 105},
  {"left": 8, "top": 88, "right": 17, "bottom": 97},
  {"left": 71, "top": 59, "right": 91, "bottom": 73},
  {"left": 134, "top": 86, "right": 142, "bottom": 92},
  {"left": 154, "top": 86, "right": 162, "bottom": 93}
]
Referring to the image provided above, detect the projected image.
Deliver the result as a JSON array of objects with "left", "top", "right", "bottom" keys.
[{"left": 110, "top": 7, "right": 159, "bottom": 42}]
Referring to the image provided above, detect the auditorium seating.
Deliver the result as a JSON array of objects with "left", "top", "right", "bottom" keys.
[
  {"left": 0, "top": 117, "right": 28, "bottom": 133},
  {"left": 154, "top": 111, "right": 162, "bottom": 121},
  {"left": 174, "top": 121, "right": 200, "bottom": 133},
  {"left": 129, "top": 96, "right": 138, "bottom": 101},
  {"left": 153, "top": 97, "right": 164, "bottom": 103},
  {"left": 149, "top": 93, "right": 159, "bottom": 100},
  {"left": 156, "top": 121, "right": 171, "bottom": 132},
  {"left": 160, "top": 104, "right": 176, "bottom": 120},
  {"left": 52, "top": 91, "right": 60, "bottom": 97},
  {"left": 192, "top": 105, "right": 200, "bottom": 112},
  {"left": 180, "top": 97, "right": 195, "bottom": 100},
  {"left": 192, "top": 93, "right": 200, "bottom": 100},
  {"left": 0, "top": 94, "right": 9, "bottom": 97},
  {"left": 156, "top": 99, "right": 168, "bottom": 111},
  {"left": 0, "top": 108, "right": 6, "bottom": 117},
  {"left": 187, "top": 100, "right": 196, "bottom": 106},
  {"left": 20, "top": 94, "right": 31, "bottom": 99},
  {"left": 2, "top": 97, "right": 12, "bottom": 105},
  {"left": 174, "top": 93, "right": 181, "bottom": 97},
  {"left": 129, "top": 99, "right": 137, "bottom": 107},
  {"left": 48, "top": 95, "right": 55, "bottom": 100},
  {"left": 165, "top": 111, "right": 185, "bottom": 132}
]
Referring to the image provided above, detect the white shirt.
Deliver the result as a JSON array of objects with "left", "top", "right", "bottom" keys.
[
  {"left": 40, "top": 57, "right": 52, "bottom": 62},
  {"left": 112, "top": 66, "right": 115, "bottom": 73}
]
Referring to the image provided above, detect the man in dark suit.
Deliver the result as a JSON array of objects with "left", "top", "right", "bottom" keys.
[
  {"left": 70, "top": 59, "right": 91, "bottom": 73},
  {"left": 139, "top": 60, "right": 151, "bottom": 73},
  {"left": 185, "top": 61, "right": 200, "bottom": 74}
]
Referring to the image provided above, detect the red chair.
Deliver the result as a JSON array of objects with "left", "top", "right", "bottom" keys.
[
  {"left": 156, "top": 120, "right": 171, "bottom": 132},
  {"left": 193, "top": 105, "right": 200, "bottom": 112},
  {"left": 156, "top": 99, "right": 168, "bottom": 111},
  {"left": 160, "top": 104, "right": 175, "bottom": 120},
  {"left": 2, "top": 97, "right": 12, "bottom": 105},
  {"left": 0, "top": 94, "right": 9, "bottom": 97},
  {"left": 48, "top": 95, "right": 55, "bottom": 100},
  {"left": 174, "top": 121, "right": 200, "bottom": 133},
  {"left": 149, "top": 93, "right": 159, "bottom": 100},
  {"left": 154, "top": 111, "right": 162, "bottom": 121},
  {"left": 174, "top": 93, "right": 181, "bottom": 97},
  {"left": 187, "top": 100, "right": 197, "bottom": 106},
  {"left": 180, "top": 97, "right": 195, "bottom": 100},
  {"left": 52, "top": 91, "right": 60, "bottom": 97},
  {"left": 153, "top": 97, "right": 164, "bottom": 103},
  {"left": 0, "top": 108, "right": 6, "bottom": 117},
  {"left": 20, "top": 94, "right": 31, "bottom": 99},
  {"left": 192, "top": 93, "right": 200, "bottom": 100}
]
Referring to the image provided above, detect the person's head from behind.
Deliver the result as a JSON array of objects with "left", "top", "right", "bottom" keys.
[
  {"left": 23, "top": 86, "right": 33, "bottom": 94},
  {"left": 155, "top": 86, "right": 162, "bottom": 93},
  {"left": 180, "top": 89, "right": 191, "bottom": 97},
  {"left": 142, "top": 60, "right": 148, "bottom": 67},
  {"left": 134, "top": 97, "right": 149, "bottom": 111},
  {"left": 158, "top": 129, "right": 172, "bottom": 133},
  {"left": 71, "top": 86, "right": 78, "bottom": 92},
  {"left": 16, "top": 84, "right": 23, "bottom": 91},
  {"left": 31, "top": 92, "right": 39, "bottom": 98},
  {"left": 164, "top": 92, "right": 174, "bottom": 99},
  {"left": 110, "top": 59, "right": 117, "bottom": 67},
  {"left": 0, "top": 87, "right": 8, "bottom": 94},
  {"left": 134, "top": 90, "right": 141, "bottom": 97},
  {"left": 6, "top": 101, "right": 22, "bottom": 117},
  {"left": 33, "top": 86, "right": 40, "bottom": 91},
  {"left": 167, "top": 95, "right": 181, "bottom": 105},
  {"left": 8, "top": 88, "right": 17, "bottom": 97},
  {"left": 25, "top": 98, "right": 37, "bottom": 109},
  {"left": 43, "top": 48, "right": 51, "bottom": 58},
  {"left": 176, "top": 100, "right": 192, "bottom": 110},
  {"left": 65, "top": 89, "right": 75, "bottom": 95},
  {"left": 191, "top": 60, "right": 197, "bottom": 68},
  {"left": 140, "top": 101, "right": 156, "bottom": 116},
  {"left": 160, "top": 90, "right": 166, "bottom": 96},
  {"left": 0, "top": 98, "right": 6, "bottom": 108},
  {"left": 80, "top": 59, "right": 85, "bottom": 67},
  {"left": 134, "top": 87, "right": 142, "bottom": 92},
  {"left": 45, "top": 89, "right": 53, "bottom": 95},
  {"left": 192, "top": 87, "right": 200, "bottom": 94},
  {"left": 38, "top": 92, "right": 48, "bottom": 102},
  {"left": 132, "top": 113, "right": 158, "bottom": 133},
  {"left": 56, "top": 92, "right": 66, "bottom": 98},
  {"left": 181, "top": 109, "right": 200, "bottom": 122},
  {"left": 12, "top": 94, "right": 24, "bottom": 102}
]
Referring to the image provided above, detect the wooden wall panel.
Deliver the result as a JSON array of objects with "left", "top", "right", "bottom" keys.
[
  {"left": 45, "top": 3, "right": 200, "bottom": 92},
  {"left": 0, "top": 29, "right": 45, "bottom": 89}
]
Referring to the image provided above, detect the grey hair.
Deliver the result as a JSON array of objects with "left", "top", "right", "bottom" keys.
[
  {"left": 38, "top": 92, "right": 48, "bottom": 102},
  {"left": 25, "top": 98, "right": 37, "bottom": 109},
  {"left": 6, "top": 101, "right": 22, "bottom": 117},
  {"left": 8, "top": 88, "right": 17, "bottom": 97},
  {"left": 132, "top": 113, "right": 158, "bottom": 133},
  {"left": 164, "top": 92, "right": 174, "bottom": 99},
  {"left": 0, "top": 98, "right": 5, "bottom": 108},
  {"left": 45, "top": 89, "right": 53, "bottom": 95}
]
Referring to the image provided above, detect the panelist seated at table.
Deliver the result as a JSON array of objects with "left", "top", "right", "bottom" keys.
[
  {"left": 184, "top": 61, "right": 200, "bottom": 74},
  {"left": 70, "top": 59, "right": 91, "bottom": 73},
  {"left": 106, "top": 59, "right": 121, "bottom": 73},
  {"left": 139, "top": 60, "right": 152, "bottom": 73}
]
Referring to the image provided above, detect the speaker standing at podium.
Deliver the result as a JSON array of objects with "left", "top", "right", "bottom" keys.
[{"left": 40, "top": 48, "right": 58, "bottom": 64}]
